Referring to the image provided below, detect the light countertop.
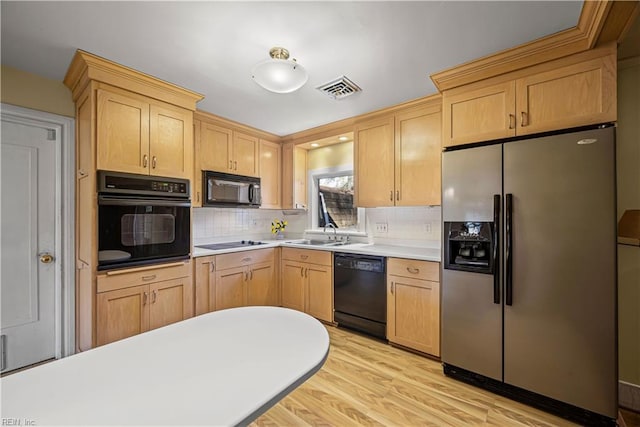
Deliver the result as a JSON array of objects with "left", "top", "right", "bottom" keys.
[
  {"left": 193, "top": 240, "right": 441, "bottom": 262},
  {"left": 1, "top": 307, "right": 329, "bottom": 426}
]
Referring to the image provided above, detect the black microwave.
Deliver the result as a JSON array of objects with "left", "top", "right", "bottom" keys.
[{"left": 203, "top": 171, "right": 261, "bottom": 208}]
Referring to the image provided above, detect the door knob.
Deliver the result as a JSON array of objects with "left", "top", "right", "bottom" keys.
[{"left": 39, "top": 253, "right": 54, "bottom": 264}]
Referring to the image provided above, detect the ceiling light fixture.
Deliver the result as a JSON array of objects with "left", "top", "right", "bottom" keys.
[
  {"left": 311, "top": 143, "right": 320, "bottom": 147},
  {"left": 338, "top": 136, "right": 349, "bottom": 141},
  {"left": 251, "top": 47, "right": 308, "bottom": 94}
]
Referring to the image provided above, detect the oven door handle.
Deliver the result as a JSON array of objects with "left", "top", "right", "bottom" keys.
[{"left": 98, "top": 196, "right": 190, "bottom": 207}]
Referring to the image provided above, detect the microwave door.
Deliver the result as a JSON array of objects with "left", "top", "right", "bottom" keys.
[{"left": 208, "top": 179, "right": 246, "bottom": 204}]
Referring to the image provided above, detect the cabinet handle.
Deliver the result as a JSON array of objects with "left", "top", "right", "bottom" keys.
[
  {"left": 210, "top": 262, "right": 215, "bottom": 273},
  {"left": 152, "top": 156, "right": 157, "bottom": 169},
  {"left": 250, "top": 269, "right": 254, "bottom": 280},
  {"left": 509, "top": 114, "right": 515, "bottom": 129},
  {"left": 197, "top": 192, "right": 200, "bottom": 203},
  {"left": 234, "top": 160, "right": 238, "bottom": 170},
  {"left": 300, "top": 255, "right": 308, "bottom": 260},
  {"left": 242, "top": 257, "right": 252, "bottom": 263},
  {"left": 143, "top": 292, "right": 148, "bottom": 305},
  {"left": 390, "top": 191, "right": 393, "bottom": 201},
  {"left": 300, "top": 268, "right": 304, "bottom": 277},
  {"left": 396, "top": 190, "right": 400, "bottom": 201},
  {"left": 152, "top": 290, "right": 157, "bottom": 303},
  {"left": 521, "top": 111, "right": 528, "bottom": 127},
  {"left": 406, "top": 267, "right": 420, "bottom": 274},
  {"left": 229, "top": 160, "right": 233, "bottom": 170},
  {"left": 244, "top": 271, "right": 249, "bottom": 281},
  {"left": 142, "top": 274, "right": 157, "bottom": 281},
  {"left": 390, "top": 282, "right": 394, "bottom": 295},
  {"left": 143, "top": 155, "right": 148, "bottom": 168},
  {"left": 305, "top": 268, "right": 308, "bottom": 278}
]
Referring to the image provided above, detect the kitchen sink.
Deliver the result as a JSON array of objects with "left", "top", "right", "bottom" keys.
[{"left": 294, "top": 239, "right": 349, "bottom": 247}]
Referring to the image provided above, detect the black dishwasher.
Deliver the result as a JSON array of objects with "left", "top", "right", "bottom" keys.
[{"left": 334, "top": 253, "right": 386, "bottom": 339}]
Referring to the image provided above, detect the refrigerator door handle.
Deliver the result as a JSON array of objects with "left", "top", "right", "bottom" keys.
[
  {"left": 493, "top": 194, "right": 500, "bottom": 304},
  {"left": 505, "top": 193, "right": 513, "bottom": 306}
]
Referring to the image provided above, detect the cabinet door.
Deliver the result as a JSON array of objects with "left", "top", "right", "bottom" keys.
[
  {"left": 395, "top": 106, "right": 442, "bottom": 206},
  {"left": 96, "top": 284, "right": 149, "bottom": 346},
  {"left": 96, "top": 89, "right": 150, "bottom": 175},
  {"left": 194, "top": 256, "right": 215, "bottom": 316},
  {"left": 246, "top": 261, "right": 278, "bottom": 306},
  {"left": 515, "top": 55, "right": 616, "bottom": 136},
  {"left": 259, "top": 140, "right": 282, "bottom": 209},
  {"left": 355, "top": 116, "right": 395, "bottom": 207},
  {"left": 387, "top": 274, "right": 440, "bottom": 356},
  {"left": 442, "top": 81, "right": 516, "bottom": 147},
  {"left": 149, "top": 103, "right": 193, "bottom": 179},
  {"left": 293, "top": 147, "right": 307, "bottom": 209},
  {"left": 233, "top": 132, "right": 259, "bottom": 177},
  {"left": 149, "top": 277, "right": 193, "bottom": 330},
  {"left": 281, "top": 144, "right": 308, "bottom": 210},
  {"left": 215, "top": 266, "right": 246, "bottom": 310},
  {"left": 281, "top": 260, "right": 305, "bottom": 312},
  {"left": 200, "top": 122, "right": 233, "bottom": 173},
  {"left": 305, "top": 264, "right": 333, "bottom": 323}
]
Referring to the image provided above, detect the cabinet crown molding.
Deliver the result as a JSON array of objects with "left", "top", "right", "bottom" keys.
[{"left": 64, "top": 49, "right": 204, "bottom": 110}]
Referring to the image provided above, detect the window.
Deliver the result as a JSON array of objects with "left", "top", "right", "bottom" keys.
[{"left": 315, "top": 174, "right": 358, "bottom": 230}]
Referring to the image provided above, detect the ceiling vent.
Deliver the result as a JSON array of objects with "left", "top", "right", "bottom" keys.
[{"left": 316, "top": 76, "right": 361, "bottom": 100}]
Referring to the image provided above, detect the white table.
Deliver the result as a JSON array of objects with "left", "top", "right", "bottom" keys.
[{"left": 1, "top": 306, "right": 329, "bottom": 426}]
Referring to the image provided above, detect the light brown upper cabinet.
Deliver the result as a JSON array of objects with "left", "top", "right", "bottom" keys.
[
  {"left": 355, "top": 116, "right": 395, "bottom": 207},
  {"left": 442, "top": 47, "right": 616, "bottom": 147},
  {"left": 355, "top": 100, "right": 442, "bottom": 207},
  {"left": 259, "top": 139, "right": 282, "bottom": 209},
  {"left": 193, "top": 115, "right": 264, "bottom": 207},
  {"left": 282, "top": 143, "right": 308, "bottom": 210},
  {"left": 197, "top": 120, "right": 259, "bottom": 178},
  {"left": 97, "top": 88, "right": 193, "bottom": 179}
]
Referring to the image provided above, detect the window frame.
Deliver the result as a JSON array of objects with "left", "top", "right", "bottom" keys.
[{"left": 307, "top": 165, "right": 365, "bottom": 234}]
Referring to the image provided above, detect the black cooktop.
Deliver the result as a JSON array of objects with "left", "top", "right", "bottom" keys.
[{"left": 196, "top": 240, "right": 266, "bottom": 251}]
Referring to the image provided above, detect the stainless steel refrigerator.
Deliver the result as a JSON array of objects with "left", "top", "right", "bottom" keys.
[{"left": 441, "top": 125, "right": 617, "bottom": 425}]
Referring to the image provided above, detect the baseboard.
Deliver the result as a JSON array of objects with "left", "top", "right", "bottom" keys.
[{"left": 619, "top": 381, "right": 640, "bottom": 412}]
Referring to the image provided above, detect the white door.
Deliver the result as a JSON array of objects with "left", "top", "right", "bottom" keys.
[{"left": 1, "top": 118, "right": 57, "bottom": 372}]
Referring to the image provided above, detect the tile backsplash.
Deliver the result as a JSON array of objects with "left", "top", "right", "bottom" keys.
[
  {"left": 192, "top": 208, "right": 307, "bottom": 245},
  {"left": 193, "top": 205, "right": 442, "bottom": 249},
  {"left": 365, "top": 206, "right": 441, "bottom": 248}
]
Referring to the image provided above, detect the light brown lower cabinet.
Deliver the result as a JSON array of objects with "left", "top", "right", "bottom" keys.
[
  {"left": 96, "top": 261, "right": 193, "bottom": 346},
  {"left": 387, "top": 257, "right": 440, "bottom": 356},
  {"left": 281, "top": 248, "right": 333, "bottom": 323},
  {"left": 194, "top": 249, "right": 279, "bottom": 313}
]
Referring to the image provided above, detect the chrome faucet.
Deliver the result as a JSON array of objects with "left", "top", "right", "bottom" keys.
[{"left": 323, "top": 223, "right": 337, "bottom": 240}]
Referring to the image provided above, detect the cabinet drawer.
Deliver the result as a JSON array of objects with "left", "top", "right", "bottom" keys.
[
  {"left": 387, "top": 258, "right": 439, "bottom": 282},
  {"left": 281, "top": 247, "right": 332, "bottom": 266},
  {"left": 97, "top": 260, "right": 191, "bottom": 293},
  {"left": 216, "top": 248, "right": 274, "bottom": 270}
]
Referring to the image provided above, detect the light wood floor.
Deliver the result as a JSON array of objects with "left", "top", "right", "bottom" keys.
[{"left": 252, "top": 326, "right": 605, "bottom": 427}]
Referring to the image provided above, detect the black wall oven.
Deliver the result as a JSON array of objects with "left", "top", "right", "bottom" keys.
[{"left": 97, "top": 171, "right": 191, "bottom": 271}]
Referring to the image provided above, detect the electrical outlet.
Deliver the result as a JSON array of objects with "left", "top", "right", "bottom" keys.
[
  {"left": 424, "top": 223, "right": 432, "bottom": 233},
  {"left": 375, "top": 222, "right": 388, "bottom": 233}
]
